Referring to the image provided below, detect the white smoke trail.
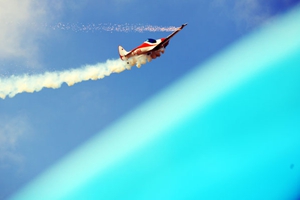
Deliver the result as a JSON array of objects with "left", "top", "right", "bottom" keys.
[
  {"left": 54, "top": 23, "right": 177, "bottom": 33},
  {"left": 38, "top": 23, "right": 177, "bottom": 33},
  {"left": 0, "top": 56, "right": 151, "bottom": 99}
]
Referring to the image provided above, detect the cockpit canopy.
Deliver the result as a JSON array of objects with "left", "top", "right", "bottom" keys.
[{"left": 146, "top": 38, "right": 156, "bottom": 43}]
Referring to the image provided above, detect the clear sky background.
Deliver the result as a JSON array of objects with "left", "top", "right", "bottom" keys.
[{"left": 1, "top": 0, "right": 300, "bottom": 199}]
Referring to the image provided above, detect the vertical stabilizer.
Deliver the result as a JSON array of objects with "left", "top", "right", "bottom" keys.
[{"left": 118, "top": 46, "right": 129, "bottom": 60}]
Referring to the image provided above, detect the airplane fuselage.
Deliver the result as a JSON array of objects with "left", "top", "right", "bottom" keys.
[{"left": 131, "top": 38, "right": 165, "bottom": 56}]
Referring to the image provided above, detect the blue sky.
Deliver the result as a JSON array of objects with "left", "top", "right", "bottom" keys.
[{"left": 1, "top": 0, "right": 300, "bottom": 199}]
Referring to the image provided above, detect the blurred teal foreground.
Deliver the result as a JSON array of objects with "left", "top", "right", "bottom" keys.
[{"left": 11, "top": 6, "right": 300, "bottom": 200}]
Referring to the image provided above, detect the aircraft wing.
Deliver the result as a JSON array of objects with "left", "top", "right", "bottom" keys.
[{"left": 150, "top": 23, "right": 187, "bottom": 52}]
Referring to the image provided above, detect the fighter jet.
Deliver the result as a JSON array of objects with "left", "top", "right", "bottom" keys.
[{"left": 118, "top": 23, "right": 187, "bottom": 62}]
